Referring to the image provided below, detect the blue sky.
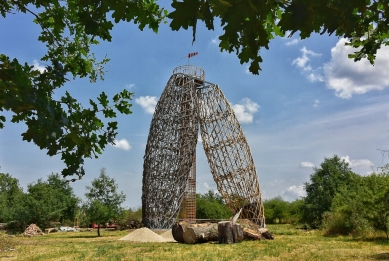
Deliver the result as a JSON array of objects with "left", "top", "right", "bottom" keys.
[{"left": 1, "top": 4, "right": 389, "bottom": 208}]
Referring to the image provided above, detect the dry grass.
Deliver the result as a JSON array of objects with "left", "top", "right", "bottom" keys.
[{"left": 1, "top": 225, "right": 389, "bottom": 260}]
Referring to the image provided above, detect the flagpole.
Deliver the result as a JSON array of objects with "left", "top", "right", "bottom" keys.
[{"left": 183, "top": 52, "right": 198, "bottom": 66}]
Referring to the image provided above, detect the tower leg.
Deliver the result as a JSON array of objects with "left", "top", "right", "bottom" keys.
[
  {"left": 197, "top": 84, "right": 265, "bottom": 226},
  {"left": 142, "top": 74, "right": 198, "bottom": 229}
]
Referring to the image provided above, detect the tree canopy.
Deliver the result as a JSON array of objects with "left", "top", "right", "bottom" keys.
[
  {"left": 84, "top": 168, "right": 126, "bottom": 236},
  {"left": 24, "top": 173, "right": 80, "bottom": 228},
  {"left": 0, "top": 0, "right": 165, "bottom": 179},
  {"left": 2, "top": 0, "right": 388, "bottom": 179},
  {"left": 169, "top": 0, "right": 389, "bottom": 74},
  {"left": 322, "top": 164, "right": 389, "bottom": 237},
  {"left": 195, "top": 190, "right": 232, "bottom": 219},
  {"left": 302, "top": 155, "right": 358, "bottom": 228},
  {"left": 0, "top": 172, "right": 79, "bottom": 230},
  {"left": 0, "top": 171, "right": 24, "bottom": 222}
]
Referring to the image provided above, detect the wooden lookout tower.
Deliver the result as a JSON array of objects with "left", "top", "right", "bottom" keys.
[{"left": 142, "top": 65, "right": 264, "bottom": 229}]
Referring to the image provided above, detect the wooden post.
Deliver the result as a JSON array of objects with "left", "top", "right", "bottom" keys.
[
  {"left": 218, "top": 221, "right": 243, "bottom": 244},
  {"left": 218, "top": 221, "right": 233, "bottom": 244},
  {"left": 233, "top": 223, "right": 244, "bottom": 243},
  {"left": 172, "top": 221, "right": 190, "bottom": 243}
]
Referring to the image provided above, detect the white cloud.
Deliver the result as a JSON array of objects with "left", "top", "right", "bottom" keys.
[
  {"left": 210, "top": 38, "right": 219, "bottom": 45},
  {"left": 300, "top": 161, "right": 315, "bottom": 168},
  {"left": 285, "top": 39, "right": 299, "bottom": 46},
  {"left": 135, "top": 96, "right": 158, "bottom": 114},
  {"left": 245, "top": 66, "right": 250, "bottom": 74},
  {"left": 126, "top": 83, "right": 135, "bottom": 89},
  {"left": 307, "top": 72, "right": 324, "bottom": 82},
  {"left": 292, "top": 47, "right": 321, "bottom": 69},
  {"left": 231, "top": 98, "right": 260, "bottom": 124},
  {"left": 111, "top": 139, "right": 131, "bottom": 151},
  {"left": 313, "top": 99, "right": 320, "bottom": 108},
  {"left": 32, "top": 60, "right": 46, "bottom": 73},
  {"left": 292, "top": 47, "right": 323, "bottom": 82},
  {"left": 341, "top": 156, "right": 373, "bottom": 168},
  {"left": 281, "top": 185, "right": 306, "bottom": 201},
  {"left": 324, "top": 38, "right": 389, "bottom": 99}
]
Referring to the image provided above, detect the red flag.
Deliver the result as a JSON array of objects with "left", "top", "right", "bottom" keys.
[{"left": 188, "top": 52, "right": 198, "bottom": 58}]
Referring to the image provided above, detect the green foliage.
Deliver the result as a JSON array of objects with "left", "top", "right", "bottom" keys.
[
  {"left": 324, "top": 165, "right": 389, "bottom": 238},
  {"left": 322, "top": 210, "right": 373, "bottom": 237},
  {"left": 264, "top": 196, "right": 303, "bottom": 224},
  {"left": 287, "top": 199, "right": 304, "bottom": 224},
  {"left": 23, "top": 173, "right": 80, "bottom": 229},
  {"left": 302, "top": 155, "right": 358, "bottom": 228},
  {"left": 0, "top": 0, "right": 165, "bottom": 179},
  {"left": 169, "top": 0, "right": 281, "bottom": 74},
  {"left": 0, "top": 172, "right": 30, "bottom": 231},
  {"left": 84, "top": 168, "right": 126, "bottom": 236},
  {"left": 264, "top": 196, "right": 289, "bottom": 224},
  {"left": 116, "top": 207, "right": 143, "bottom": 229},
  {"left": 168, "top": 0, "right": 389, "bottom": 74},
  {"left": 0, "top": 171, "right": 24, "bottom": 223},
  {"left": 3, "top": 0, "right": 388, "bottom": 179},
  {"left": 266, "top": 197, "right": 304, "bottom": 225},
  {"left": 278, "top": 0, "right": 389, "bottom": 65},
  {"left": 126, "top": 207, "right": 142, "bottom": 222},
  {"left": 321, "top": 174, "right": 374, "bottom": 236},
  {"left": 196, "top": 190, "right": 232, "bottom": 219},
  {"left": 0, "top": 172, "right": 79, "bottom": 231}
]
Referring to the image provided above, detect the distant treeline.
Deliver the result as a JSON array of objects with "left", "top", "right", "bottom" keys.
[
  {"left": 2, "top": 155, "right": 389, "bottom": 238},
  {"left": 0, "top": 168, "right": 134, "bottom": 236}
]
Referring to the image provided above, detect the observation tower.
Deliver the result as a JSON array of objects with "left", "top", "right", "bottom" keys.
[{"left": 141, "top": 65, "right": 264, "bottom": 229}]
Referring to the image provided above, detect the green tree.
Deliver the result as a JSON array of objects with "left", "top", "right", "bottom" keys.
[
  {"left": 364, "top": 172, "right": 389, "bottom": 238},
  {"left": 263, "top": 197, "right": 303, "bottom": 224},
  {"left": 23, "top": 173, "right": 79, "bottom": 228},
  {"left": 0, "top": 171, "right": 24, "bottom": 222},
  {"left": 196, "top": 190, "right": 232, "bottom": 219},
  {"left": 169, "top": 0, "right": 389, "bottom": 74},
  {"left": 286, "top": 198, "right": 304, "bottom": 224},
  {"left": 84, "top": 168, "right": 126, "bottom": 236},
  {"left": 126, "top": 207, "right": 142, "bottom": 222},
  {"left": 116, "top": 207, "right": 143, "bottom": 229},
  {"left": 322, "top": 173, "right": 370, "bottom": 236},
  {"left": 0, "top": 0, "right": 165, "bottom": 179},
  {"left": 302, "top": 155, "right": 358, "bottom": 228},
  {"left": 263, "top": 196, "right": 289, "bottom": 224},
  {"left": 326, "top": 166, "right": 389, "bottom": 238}
]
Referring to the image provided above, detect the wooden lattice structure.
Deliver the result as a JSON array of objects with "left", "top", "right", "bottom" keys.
[
  {"left": 142, "top": 65, "right": 264, "bottom": 229},
  {"left": 179, "top": 156, "right": 196, "bottom": 223}
]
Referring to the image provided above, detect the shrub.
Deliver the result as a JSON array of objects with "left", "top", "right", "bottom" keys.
[{"left": 322, "top": 210, "right": 373, "bottom": 237}]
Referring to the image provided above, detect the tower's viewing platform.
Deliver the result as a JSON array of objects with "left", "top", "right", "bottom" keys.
[{"left": 173, "top": 65, "right": 205, "bottom": 82}]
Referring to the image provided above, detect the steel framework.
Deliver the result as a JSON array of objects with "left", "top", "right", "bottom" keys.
[{"left": 142, "top": 65, "right": 264, "bottom": 229}]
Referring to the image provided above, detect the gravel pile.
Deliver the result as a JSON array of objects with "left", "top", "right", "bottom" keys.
[
  {"left": 160, "top": 230, "right": 177, "bottom": 242},
  {"left": 119, "top": 227, "right": 172, "bottom": 242}
]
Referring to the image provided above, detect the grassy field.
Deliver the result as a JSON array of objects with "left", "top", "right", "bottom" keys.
[{"left": 1, "top": 225, "right": 389, "bottom": 261}]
